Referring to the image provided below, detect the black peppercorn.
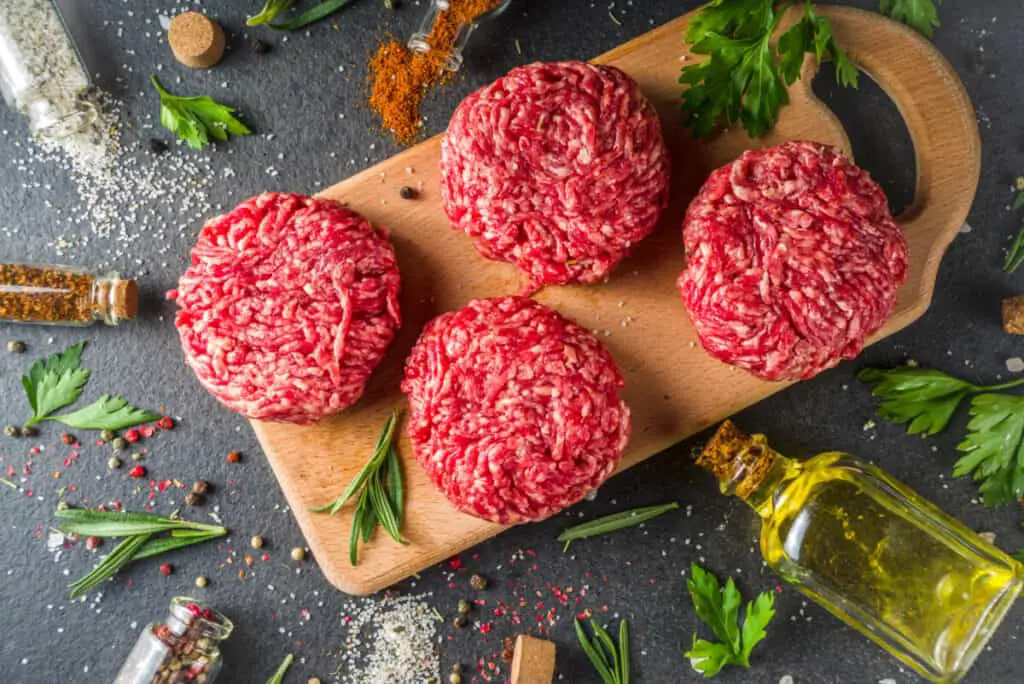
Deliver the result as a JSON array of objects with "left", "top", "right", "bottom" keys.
[
  {"left": 252, "top": 39, "right": 271, "bottom": 55},
  {"left": 185, "top": 492, "right": 205, "bottom": 507},
  {"left": 147, "top": 138, "right": 168, "bottom": 154},
  {"left": 20, "top": 425, "right": 38, "bottom": 438},
  {"left": 452, "top": 614, "right": 468, "bottom": 629},
  {"left": 469, "top": 573, "right": 487, "bottom": 590},
  {"left": 192, "top": 479, "right": 211, "bottom": 495},
  {"left": 399, "top": 186, "right": 418, "bottom": 200},
  {"left": 3, "top": 425, "right": 18, "bottom": 438}
]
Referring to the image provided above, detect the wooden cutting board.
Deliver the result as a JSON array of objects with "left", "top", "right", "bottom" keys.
[{"left": 251, "top": 5, "right": 980, "bottom": 595}]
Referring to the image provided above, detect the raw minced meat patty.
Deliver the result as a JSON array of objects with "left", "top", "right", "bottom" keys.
[
  {"left": 440, "top": 61, "right": 670, "bottom": 290},
  {"left": 401, "top": 296, "right": 631, "bottom": 524},
  {"left": 170, "top": 192, "right": 401, "bottom": 424},
  {"left": 678, "top": 141, "right": 908, "bottom": 382}
]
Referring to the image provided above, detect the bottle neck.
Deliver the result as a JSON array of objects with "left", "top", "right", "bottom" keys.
[{"left": 696, "top": 421, "right": 799, "bottom": 518}]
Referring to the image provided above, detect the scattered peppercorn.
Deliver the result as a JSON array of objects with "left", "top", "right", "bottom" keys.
[
  {"left": 451, "top": 664, "right": 463, "bottom": 675},
  {"left": 128, "top": 465, "right": 146, "bottom": 478},
  {"left": 156, "top": 416, "right": 175, "bottom": 430},
  {"left": 449, "top": 674, "right": 462, "bottom": 684},
  {"left": 384, "top": 0, "right": 395, "bottom": 12},
  {"left": 252, "top": 38, "right": 271, "bottom": 54},
  {"left": 457, "top": 599, "right": 471, "bottom": 614},
  {"left": 160, "top": 563, "right": 174, "bottom": 576},
  {"left": 195, "top": 576, "right": 209, "bottom": 588},
  {"left": 308, "top": 678, "right": 322, "bottom": 684},
  {"left": 452, "top": 614, "right": 468, "bottom": 629},
  {"left": 226, "top": 450, "right": 242, "bottom": 463},
  {"left": 148, "top": 138, "right": 168, "bottom": 154},
  {"left": 185, "top": 492, "right": 205, "bottom": 507},
  {"left": 250, "top": 535, "right": 264, "bottom": 549},
  {"left": 469, "top": 573, "right": 487, "bottom": 590},
  {"left": 7, "top": 340, "right": 25, "bottom": 353},
  {"left": 291, "top": 547, "right": 306, "bottom": 561},
  {"left": 399, "top": 185, "right": 418, "bottom": 200},
  {"left": 192, "top": 479, "right": 211, "bottom": 495},
  {"left": 85, "top": 536, "right": 101, "bottom": 550},
  {"left": 4, "top": 425, "right": 19, "bottom": 438},
  {"left": 60, "top": 432, "right": 75, "bottom": 445},
  {"left": 123, "top": 428, "right": 140, "bottom": 443},
  {"left": 111, "top": 436, "right": 128, "bottom": 451},
  {"left": 100, "top": 429, "right": 115, "bottom": 442},
  {"left": 131, "top": 452, "right": 144, "bottom": 462},
  {"left": 20, "top": 425, "right": 38, "bottom": 438},
  {"left": 108, "top": 456, "right": 122, "bottom": 470},
  {"left": 501, "top": 637, "right": 514, "bottom": 661}
]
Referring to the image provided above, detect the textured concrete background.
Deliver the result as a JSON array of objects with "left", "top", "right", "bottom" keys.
[{"left": 0, "top": 1, "right": 1021, "bottom": 682}]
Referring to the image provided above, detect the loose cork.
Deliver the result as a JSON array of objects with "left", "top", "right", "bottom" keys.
[
  {"left": 112, "top": 279, "right": 139, "bottom": 321},
  {"left": 510, "top": 635, "right": 556, "bottom": 684},
  {"left": 1002, "top": 296, "right": 1024, "bottom": 335},
  {"left": 168, "top": 12, "right": 226, "bottom": 69},
  {"left": 696, "top": 421, "right": 774, "bottom": 500}
]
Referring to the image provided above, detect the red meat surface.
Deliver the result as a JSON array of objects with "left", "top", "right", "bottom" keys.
[
  {"left": 170, "top": 192, "right": 401, "bottom": 424},
  {"left": 678, "top": 141, "right": 908, "bottom": 382},
  {"left": 401, "top": 296, "right": 631, "bottom": 524},
  {"left": 440, "top": 61, "right": 670, "bottom": 291}
]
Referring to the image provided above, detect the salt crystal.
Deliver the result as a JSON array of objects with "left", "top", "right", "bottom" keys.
[{"left": 1006, "top": 357, "right": 1024, "bottom": 373}]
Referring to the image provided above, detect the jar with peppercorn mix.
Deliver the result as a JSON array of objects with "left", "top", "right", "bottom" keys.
[
  {"left": 114, "top": 597, "right": 232, "bottom": 684},
  {"left": 0, "top": 262, "right": 138, "bottom": 326}
]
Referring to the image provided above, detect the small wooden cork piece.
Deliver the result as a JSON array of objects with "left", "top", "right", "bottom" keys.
[
  {"left": 1003, "top": 297, "right": 1024, "bottom": 335},
  {"left": 696, "top": 421, "right": 774, "bottom": 500},
  {"left": 510, "top": 635, "right": 556, "bottom": 684},
  {"left": 112, "top": 279, "right": 139, "bottom": 321},
  {"left": 168, "top": 12, "right": 226, "bottom": 69}
]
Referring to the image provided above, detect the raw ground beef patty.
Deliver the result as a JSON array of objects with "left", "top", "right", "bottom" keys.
[
  {"left": 401, "top": 296, "right": 631, "bottom": 524},
  {"left": 678, "top": 141, "right": 908, "bottom": 382},
  {"left": 440, "top": 61, "right": 670, "bottom": 290},
  {"left": 171, "top": 192, "right": 401, "bottom": 424}
]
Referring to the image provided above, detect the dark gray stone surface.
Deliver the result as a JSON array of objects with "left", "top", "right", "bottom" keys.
[{"left": 0, "top": 1, "right": 1021, "bottom": 682}]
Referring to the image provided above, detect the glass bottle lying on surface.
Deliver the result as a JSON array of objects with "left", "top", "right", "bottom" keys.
[{"left": 696, "top": 421, "right": 1023, "bottom": 684}]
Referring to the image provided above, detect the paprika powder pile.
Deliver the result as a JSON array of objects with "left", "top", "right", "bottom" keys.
[{"left": 368, "top": 0, "right": 502, "bottom": 145}]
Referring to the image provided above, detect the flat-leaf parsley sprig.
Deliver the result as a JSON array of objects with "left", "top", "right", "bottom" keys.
[
  {"left": 680, "top": 0, "right": 857, "bottom": 139},
  {"left": 685, "top": 563, "right": 775, "bottom": 678},
  {"left": 859, "top": 365, "right": 1024, "bottom": 506},
  {"left": 151, "top": 76, "right": 251, "bottom": 150},
  {"left": 879, "top": 0, "right": 942, "bottom": 38}
]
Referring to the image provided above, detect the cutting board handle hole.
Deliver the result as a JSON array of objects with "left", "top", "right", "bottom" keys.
[{"left": 812, "top": 68, "right": 916, "bottom": 218}]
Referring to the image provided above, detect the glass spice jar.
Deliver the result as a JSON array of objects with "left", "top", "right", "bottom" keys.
[
  {"left": 114, "top": 597, "right": 233, "bottom": 684},
  {"left": 0, "top": 0, "right": 98, "bottom": 139},
  {"left": 0, "top": 262, "right": 138, "bottom": 326}
]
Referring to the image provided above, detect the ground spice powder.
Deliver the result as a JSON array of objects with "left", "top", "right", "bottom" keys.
[
  {"left": 368, "top": 0, "right": 502, "bottom": 145},
  {"left": 0, "top": 263, "right": 137, "bottom": 325}
]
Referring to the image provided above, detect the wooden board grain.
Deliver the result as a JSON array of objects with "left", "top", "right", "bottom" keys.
[{"left": 252, "top": 6, "right": 981, "bottom": 595}]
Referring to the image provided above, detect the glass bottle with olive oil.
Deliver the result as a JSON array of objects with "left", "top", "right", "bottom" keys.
[{"left": 697, "top": 421, "right": 1023, "bottom": 684}]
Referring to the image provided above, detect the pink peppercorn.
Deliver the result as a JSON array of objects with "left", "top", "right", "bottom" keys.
[
  {"left": 128, "top": 465, "right": 146, "bottom": 478},
  {"left": 160, "top": 563, "right": 173, "bottom": 576},
  {"left": 156, "top": 416, "right": 175, "bottom": 430},
  {"left": 85, "top": 536, "right": 101, "bottom": 550},
  {"left": 124, "top": 429, "right": 140, "bottom": 443}
]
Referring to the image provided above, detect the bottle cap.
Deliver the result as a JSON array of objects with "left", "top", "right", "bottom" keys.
[
  {"left": 168, "top": 12, "right": 226, "bottom": 69},
  {"left": 111, "top": 279, "right": 139, "bottom": 321}
]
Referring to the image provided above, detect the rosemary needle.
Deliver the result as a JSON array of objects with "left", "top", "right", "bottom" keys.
[{"left": 557, "top": 502, "right": 679, "bottom": 552}]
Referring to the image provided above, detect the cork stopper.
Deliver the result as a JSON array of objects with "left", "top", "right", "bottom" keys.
[
  {"left": 1002, "top": 296, "right": 1024, "bottom": 335},
  {"left": 112, "top": 279, "right": 139, "bottom": 321},
  {"left": 511, "top": 635, "right": 556, "bottom": 684},
  {"left": 168, "top": 12, "right": 226, "bottom": 69},
  {"left": 696, "top": 421, "right": 775, "bottom": 500}
]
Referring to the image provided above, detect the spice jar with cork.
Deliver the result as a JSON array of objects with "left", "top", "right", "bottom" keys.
[
  {"left": 114, "top": 597, "right": 232, "bottom": 684},
  {"left": 0, "top": 262, "right": 138, "bottom": 326}
]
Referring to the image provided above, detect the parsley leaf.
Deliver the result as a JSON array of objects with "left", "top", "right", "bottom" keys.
[
  {"left": 247, "top": 0, "right": 295, "bottom": 26},
  {"left": 1014, "top": 549, "right": 1024, "bottom": 564},
  {"left": 954, "top": 394, "right": 1024, "bottom": 506},
  {"left": 681, "top": 0, "right": 858, "bottom": 139},
  {"left": 879, "top": 0, "right": 941, "bottom": 38},
  {"left": 685, "top": 564, "right": 775, "bottom": 677},
  {"left": 151, "top": 76, "right": 251, "bottom": 150},
  {"left": 857, "top": 367, "right": 978, "bottom": 435},
  {"left": 48, "top": 395, "right": 161, "bottom": 432},
  {"left": 22, "top": 342, "right": 91, "bottom": 426}
]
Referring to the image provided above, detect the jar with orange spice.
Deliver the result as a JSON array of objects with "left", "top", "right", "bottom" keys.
[{"left": 0, "top": 262, "right": 138, "bottom": 326}]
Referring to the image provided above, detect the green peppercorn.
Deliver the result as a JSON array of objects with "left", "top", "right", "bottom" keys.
[
  {"left": 7, "top": 340, "right": 25, "bottom": 354},
  {"left": 452, "top": 614, "right": 468, "bottom": 629},
  {"left": 469, "top": 573, "right": 487, "bottom": 590},
  {"left": 457, "top": 599, "right": 471, "bottom": 614},
  {"left": 195, "top": 576, "right": 209, "bottom": 588},
  {"left": 250, "top": 535, "right": 265, "bottom": 549},
  {"left": 451, "top": 663, "right": 463, "bottom": 674},
  {"left": 108, "top": 456, "right": 122, "bottom": 469},
  {"left": 3, "top": 425, "right": 19, "bottom": 438},
  {"left": 100, "top": 429, "right": 115, "bottom": 442},
  {"left": 131, "top": 452, "right": 144, "bottom": 462},
  {"left": 449, "top": 674, "right": 462, "bottom": 684}
]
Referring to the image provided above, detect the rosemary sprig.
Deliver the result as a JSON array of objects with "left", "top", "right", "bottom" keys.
[
  {"left": 557, "top": 503, "right": 679, "bottom": 552},
  {"left": 266, "top": 653, "right": 294, "bottom": 684},
  {"left": 58, "top": 508, "right": 227, "bottom": 598},
  {"left": 575, "top": 618, "right": 630, "bottom": 684},
  {"left": 1003, "top": 182, "right": 1024, "bottom": 273},
  {"left": 312, "top": 410, "right": 406, "bottom": 565}
]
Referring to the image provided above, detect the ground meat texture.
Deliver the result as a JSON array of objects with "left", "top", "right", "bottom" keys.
[
  {"left": 440, "top": 61, "right": 670, "bottom": 290},
  {"left": 170, "top": 192, "right": 401, "bottom": 424},
  {"left": 402, "top": 296, "right": 630, "bottom": 524},
  {"left": 678, "top": 141, "right": 908, "bottom": 382}
]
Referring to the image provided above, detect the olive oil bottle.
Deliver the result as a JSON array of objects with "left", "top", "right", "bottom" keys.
[{"left": 697, "top": 421, "right": 1023, "bottom": 683}]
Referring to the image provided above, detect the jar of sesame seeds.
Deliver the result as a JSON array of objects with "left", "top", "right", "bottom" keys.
[
  {"left": 114, "top": 597, "right": 232, "bottom": 684},
  {"left": 0, "top": 0, "right": 97, "bottom": 139}
]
